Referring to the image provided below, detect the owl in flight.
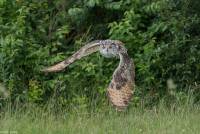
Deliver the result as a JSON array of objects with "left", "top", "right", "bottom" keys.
[{"left": 42, "top": 40, "right": 135, "bottom": 111}]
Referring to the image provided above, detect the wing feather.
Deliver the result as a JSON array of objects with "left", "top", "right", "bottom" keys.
[{"left": 42, "top": 40, "right": 101, "bottom": 72}]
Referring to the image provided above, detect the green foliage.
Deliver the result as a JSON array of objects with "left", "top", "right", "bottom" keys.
[
  {"left": 28, "top": 80, "right": 43, "bottom": 102},
  {"left": 109, "top": 0, "right": 200, "bottom": 93},
  {"left": 0, "top": 0, "right": 199, "bottom": 109}
]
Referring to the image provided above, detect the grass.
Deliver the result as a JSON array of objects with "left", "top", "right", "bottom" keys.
[{"left": 0, "top": 103, "right": 200, "bottom": 134}]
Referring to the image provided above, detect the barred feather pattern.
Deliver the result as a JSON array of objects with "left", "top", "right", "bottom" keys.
[{"left": 107, "top": 50, "right": 135, "bottom": 111}]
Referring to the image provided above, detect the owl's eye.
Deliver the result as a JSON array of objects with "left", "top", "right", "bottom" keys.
[{"left": 115, "top": 45, "right": 120, "bottom": 50}]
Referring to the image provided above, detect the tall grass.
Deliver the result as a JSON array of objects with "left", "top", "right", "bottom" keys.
[{"left": 0, "top": 94, "right": 199, "bottom": 134}]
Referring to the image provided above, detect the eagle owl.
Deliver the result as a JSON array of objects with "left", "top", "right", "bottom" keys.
[{"left": 42, "top": 40, "right": 135, "bottom": 111}]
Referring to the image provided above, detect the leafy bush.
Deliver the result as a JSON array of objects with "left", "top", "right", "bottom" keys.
[{"left": 0, "top": 0, "right": 199, "bottom": 109}]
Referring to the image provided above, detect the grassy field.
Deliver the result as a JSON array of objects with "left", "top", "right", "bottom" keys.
[{"left": 0, "top": 104, "right": 199, "bottom": 134}]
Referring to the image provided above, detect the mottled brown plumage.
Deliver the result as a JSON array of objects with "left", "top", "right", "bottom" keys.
[{"left": 42, "top": 40, "right": 135, "bottom": 111}]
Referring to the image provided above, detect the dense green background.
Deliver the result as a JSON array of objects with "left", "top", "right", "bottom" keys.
[{"left": 0, "top": 0, "right": 199, "bottom": 110}]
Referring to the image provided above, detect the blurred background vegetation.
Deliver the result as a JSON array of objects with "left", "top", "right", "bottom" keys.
[{"left": 0, "top": 0, "right": 199, "bottom": 111}]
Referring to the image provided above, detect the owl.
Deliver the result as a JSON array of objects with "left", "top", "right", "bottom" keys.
[{"left": 42, "top": 40, "right": 135, "bottom": 111}]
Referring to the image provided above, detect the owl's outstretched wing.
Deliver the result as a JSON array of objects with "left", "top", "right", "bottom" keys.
[
  {"left": 42, "top": 40, "right": 101, "bottom": 72},
  {"left": 107, "top": 51, "right": 135, "bottom": 111}
]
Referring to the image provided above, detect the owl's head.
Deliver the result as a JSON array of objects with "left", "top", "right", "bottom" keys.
[{"left": 99, "top": 40, "right": 126, "bottom": 58}]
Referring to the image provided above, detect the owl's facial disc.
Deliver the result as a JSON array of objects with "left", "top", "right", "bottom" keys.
[{"left": 99, "top": 41, "right": 119, "bottom": 58}]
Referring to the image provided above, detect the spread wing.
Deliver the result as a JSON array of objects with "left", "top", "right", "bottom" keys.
[
  {"left": 107, "top": 51, "right": 135, "bottom": 111},
  {"left": 42, "top": 40, "right": 101, "bottom": 72}
]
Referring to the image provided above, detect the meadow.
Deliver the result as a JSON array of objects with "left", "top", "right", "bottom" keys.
[{"left": 1, "top": 100, "right": 199, "bottom": 134}]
